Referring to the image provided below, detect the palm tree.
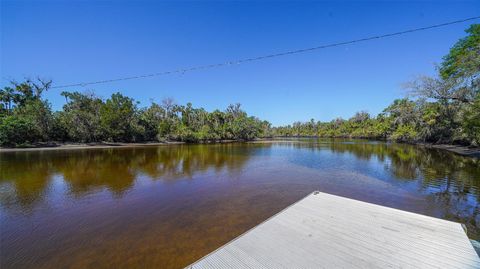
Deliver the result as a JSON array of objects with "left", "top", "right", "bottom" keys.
[{"left": 0, "top": 87, "right": 15, "bottom": 112}]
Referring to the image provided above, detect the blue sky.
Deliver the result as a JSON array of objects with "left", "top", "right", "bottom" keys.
[{"left": 1, "top": 1, "right": 479, "bottom": 126}]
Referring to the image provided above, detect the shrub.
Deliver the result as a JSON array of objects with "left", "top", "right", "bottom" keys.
[{"left": 0, "top": 116, "right": 39, "bottom": 146}]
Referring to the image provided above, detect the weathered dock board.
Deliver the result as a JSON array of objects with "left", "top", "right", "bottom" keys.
[{"left": 187, "top": 191, "right": 480, "bottom": 269}]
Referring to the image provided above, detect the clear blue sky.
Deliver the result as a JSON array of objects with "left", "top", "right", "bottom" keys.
[{"left": 1, "top": 1, "right": 479, "bottom": 126}]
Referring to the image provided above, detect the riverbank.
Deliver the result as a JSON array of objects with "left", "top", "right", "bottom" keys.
[
  {"left": 0, "top": 142, "right": 184, "bottom": 152},
  {"left": 256, "top": 137, "right": 480, "bottom": 159},
  {"left": 1, "top": 139, "right": 479, "bottom": 158},
  {"left": 419, "top": 143, "right": 480, "bottom": 158},
  {"left": 0, "top": 140, "right": 248, "bottom": 152}
]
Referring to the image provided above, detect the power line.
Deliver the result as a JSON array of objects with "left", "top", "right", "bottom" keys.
[{"left": 51, "top": 16, "right": 480, "bottom": 89}]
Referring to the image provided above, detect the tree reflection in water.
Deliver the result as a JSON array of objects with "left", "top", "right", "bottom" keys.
[
  {"left": 1, "top": 140, "right": 480, "bottom": 268},
  {"left": 272, "top": 138, "right": 480, "bottom": 236},
  {"left": 0, "top": 144, "right": 252, "bottom": 211}
]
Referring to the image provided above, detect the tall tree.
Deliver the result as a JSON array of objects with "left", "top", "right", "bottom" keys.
[
  {"left": 440, "top": 24, "right": 480, "bottom": 82},
  {"left": 59, "top": 91, "right": 104, "bottom": 142},
  {"left": 100, "top": 93, "right": 140, "bottom": 142}
]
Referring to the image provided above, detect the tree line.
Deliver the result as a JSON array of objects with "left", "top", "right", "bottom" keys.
[
  {"left": 272, "top": 24, "right": 480, "bottom": 146},
  {"left": 1, "top": 24, "right": 479, "bottom": 147},
  {"left": 0, "top": 83, "right": 271, "bottom": 146}
]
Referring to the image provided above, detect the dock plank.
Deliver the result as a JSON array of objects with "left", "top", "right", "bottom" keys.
[{"left": 187, "top": 191, "right": 480, "bottom": 269}]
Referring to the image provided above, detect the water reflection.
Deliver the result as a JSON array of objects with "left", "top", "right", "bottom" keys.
[
  {"left": 268, "top": 139, "right": 480, "bottom": 236},
  {"left": 0, "top": 153, "right": 54, "bottom": 210},
  {"left": 1, "top": 141, "right": 479, "bottom": 218},
  {"left": 0, "top": 144, "right": 251, "bottom": 212},
  {"left": 1, "top": 140, "right": 480, "bottom": 268}
]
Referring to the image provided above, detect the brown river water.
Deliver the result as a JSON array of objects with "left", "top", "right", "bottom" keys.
[{"left": 1, "top": 139, "right": 479, "bottom": 268}]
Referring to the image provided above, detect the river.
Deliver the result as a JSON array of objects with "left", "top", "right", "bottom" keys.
[{"left": 1, "top": 138, "right": 479, "bottom": 268}]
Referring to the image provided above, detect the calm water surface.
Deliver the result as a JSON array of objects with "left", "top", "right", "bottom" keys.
[{"left": 1, "top": 139, "right": 480, "bottom": 268}]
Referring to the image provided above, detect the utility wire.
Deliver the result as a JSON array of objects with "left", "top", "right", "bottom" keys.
[{"left": 51, "top": 16, "right": 480, "bottom": 89}]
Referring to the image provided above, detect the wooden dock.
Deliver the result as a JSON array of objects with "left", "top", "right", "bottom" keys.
[{"left": 186, "top": 191, "right": 480, "bottom": 268}]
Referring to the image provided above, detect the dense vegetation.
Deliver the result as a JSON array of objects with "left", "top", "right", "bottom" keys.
[
  {"left": 0, "top": 84, "right": 270, "bottom": 146},
  {"left": 272, "top": 24, "right": 480, "bottom": 146},
  {"left": 1, "top": 24, "right": 479, "bottom": 147}
]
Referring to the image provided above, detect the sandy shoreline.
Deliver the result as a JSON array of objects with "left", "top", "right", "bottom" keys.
[
  {"left": 0, "top": 142, "right": 184, "bottom": 152},
  {"left": 0, "top": 140, "right": 246, "bottom": 153},
  {"left": 419, "top": 143, "right": 480, "bottom": 158}
]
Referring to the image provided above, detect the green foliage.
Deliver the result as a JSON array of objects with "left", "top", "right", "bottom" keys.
[
  {"left": 230, "top": 116, "right": 262, "bottom": 140},
  {"left": 273, "top": 24, "right": 480, "bottom": 146},
  {"left": 0, "top": 79, "right": 54, "bottom": 146},
  {"left": 1, "top": 24, "right": 479, "bottom": 147},
  {"left": 440, "top": 24, "right": 480, "bottom": 80},
  {"left": 0, "top": 115, "right": 39, "bottom": 146},
  {"left": 390, "top": 124, "right": 419, "bottom": 142},
  {"left": 0, "top": 79, "right": 267, "bottom": 146},
  {"left": 59, "top": 91, "right": 104, "bottom": 142},
  {"left": 463, "top": 94, "right": 480, "bottom": 145},
  {"left": 1, "top": 79, "right": 50, "bottom": 107},
  {"left": 100, "top": 93, "right": 140, "bottom": 142},
  {"left": 0, "top": 87, "right": 15, "bottom": 115},
  {"left": 15, "top": 99, "right": 55, "bottom": 141},
  {"left": 139, "top": 103, "right": 165, "bottom": 141}
]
